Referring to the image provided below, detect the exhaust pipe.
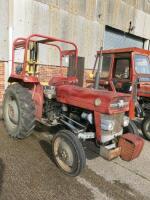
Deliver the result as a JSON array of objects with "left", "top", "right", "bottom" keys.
[{"left": 94, "top": 47, "right": 103, "bottom": 90}]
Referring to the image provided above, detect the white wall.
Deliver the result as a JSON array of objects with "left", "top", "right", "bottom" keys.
[
  {"left": 0, "top": 0, "right": 9, "bottom": 61},
  {"left": 8, "top": 0, "right": 102, "bottom": 68},
  {"left": 1, "top": 0, "right": 150, "bottom": 68}
]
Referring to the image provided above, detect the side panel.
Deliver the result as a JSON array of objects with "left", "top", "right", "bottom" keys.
[
  {"left": 32, "top": 84, "right": 44, "bottom": 120},
  {"left": 94, "top": 111, "right": 101, "bottom": 142},
  {"left": 56, "top": 85, "right": 130, "bottom": 114}
]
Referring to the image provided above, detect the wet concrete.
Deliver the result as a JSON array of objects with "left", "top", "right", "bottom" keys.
[{"left": 0, "top": 121, "right": 149, "bottom": 200}]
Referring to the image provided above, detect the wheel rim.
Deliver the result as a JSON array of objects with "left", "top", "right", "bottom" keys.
[
  {"left": 54, "top": 137, "right": 74, "bottom": 173},
  {"left": 6, "top": 95, "right": 19, "bottom": 129}
]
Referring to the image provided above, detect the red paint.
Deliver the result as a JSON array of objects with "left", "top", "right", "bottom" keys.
[
  {"left": 10, "top": 34, "right": 79, "bottom": 121},
  {"left": 94, "top": 111, "right": 101, "bottom": 141},
  {"left": 49, "top": 76, "right": 78, "bottom": 86},
  {"left": 11, "top": 34, "right": 78, "bottom": 83},
  {"left": 32, "top": 84, "right": 44, "bottom": 120},
  {"left": 95, "top": 47, "right": 150, "bottom": 119},
  {"left": 97, "top": 47, "right": 150, "bottom": 55},
  {"left": 56, "top": 84, "right": 130, "bottom": 141},
  {"left": 118, "top": 133, "right": 144, "bottom": 161},
  {"left": 56, "top": 85, "right": 130, "bottom": 114}
]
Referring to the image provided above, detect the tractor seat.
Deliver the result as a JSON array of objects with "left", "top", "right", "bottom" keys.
[{"left": 49, "top": 76, "right": 78, "bottom": 86}]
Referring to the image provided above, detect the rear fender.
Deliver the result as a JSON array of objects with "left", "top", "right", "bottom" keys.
[
  {"left": 32, "top": 84, "right": 44, "bottom": 120},
  {"left": 7, "top": 78, "right": 43, "bottom": 120},
  {"left": 8, "top": 77, "right": 22, "bottom": 83}
]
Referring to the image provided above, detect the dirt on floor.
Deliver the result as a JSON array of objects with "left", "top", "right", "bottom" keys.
[{"left": 0, "top": 121, "right": 149, "bottom": 200}]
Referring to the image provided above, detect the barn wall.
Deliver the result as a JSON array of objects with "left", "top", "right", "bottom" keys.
[
  {"left": 0, "top": 0, "right": 9, "bottom": 103},
  {"left": 1, "top": 0, "right": 150, "bottom": 65},
  {"left": 12, "top": 0, "right": 102, "bottom": 68},
  {"left": 10, "top": 0, "right": 150, "bottom": 69},
  {"left": 0, "top": 0, "right": 9, "bottom": 61}
]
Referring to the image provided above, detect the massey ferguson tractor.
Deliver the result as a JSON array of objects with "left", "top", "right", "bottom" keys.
[
  {"left": 88, "top": 47, "right": 150, "bottom": 140},
  {"left": 3, "top": 34, "right": 143, "bottom": 176}
]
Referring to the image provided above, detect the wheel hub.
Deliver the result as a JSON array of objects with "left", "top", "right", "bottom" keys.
[
  {"left": 58, "top": 148, "right": 68, "bottom": 162},
  {"left": 54, "top": 137, "right": 74, "bottom": 172},
  {"left": 8, "top": 98, "right": 19, "bottom": 124}
]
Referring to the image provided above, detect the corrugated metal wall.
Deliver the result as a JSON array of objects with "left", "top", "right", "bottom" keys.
[
  {"left": 0, "top": 0, "right": 9, "bottom": 61},
  {"left": 11, "top": 0, "right": 102, "bottom": 68},
  {"left": 1, "top": 0, "right": 150, "bottom": 68},
  {"left": 104, "top": 26, "right": 144, "bottom": 49}
]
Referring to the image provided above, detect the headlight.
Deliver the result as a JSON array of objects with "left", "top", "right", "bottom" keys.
[
  {"left": 101, "top": 119, "right": 115, "bottom": 131},
  {"left": 110, "top": 100, "right": 128, "bottom": 108},
  {"left": 123, "top": 116, "right": 129, "bottom": 127}
]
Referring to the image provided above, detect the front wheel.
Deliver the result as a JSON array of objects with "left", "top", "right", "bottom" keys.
[
  {"left": 124, "top": 120, "right": 139, "bottom": 135},
  {"left": 142, "top": 117, "right": 150, "bottom": 140},
  {"left": 52, "top": 130, "right": 86, "bottom": 176}
]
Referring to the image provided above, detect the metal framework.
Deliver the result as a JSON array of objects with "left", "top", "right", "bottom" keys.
[{"left": 11, "top": 34, "right": 78, "bottom": 82}]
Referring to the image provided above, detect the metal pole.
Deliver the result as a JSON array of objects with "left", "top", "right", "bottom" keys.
[{"left": 94, "top": 46, "right": 103, "bottom": 89}]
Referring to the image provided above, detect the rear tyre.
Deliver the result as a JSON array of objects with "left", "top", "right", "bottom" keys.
[
  {"left": 124, "top": 120, "right": 139, "bottom": 135},
  {"left": 3, "top": 83, "right": 35, "bottom": 139},
  {"left": 0, "top": 106, "right": 3, "bottom": 120},
  {"left": 35, "top": 122, "right": 45, "bottom": 132},
  {"left": 142, "top": 117, "right": 150, "bottom": 140},
  {"left": 52, "top": 130, "right": 86, "bottom": 176}
]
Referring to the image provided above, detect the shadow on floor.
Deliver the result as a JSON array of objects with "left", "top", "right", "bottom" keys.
[
  {"left": 37, "top": 123, "right": 100, "bottom": 161},
  {"left": 39, "top": 136, "right": 100, "bottom": 167},
  {"left": 35, "top": 123, "right": 64, "bottom": 134},
  {"left": 39, "top": 140, "right": 54, "bottom": 162},
  {"left": 83, "top": 140, "right": 100, "bottom": 160},
  {"left": 0, "top": 158, "right": 5, "bottom": 198}
]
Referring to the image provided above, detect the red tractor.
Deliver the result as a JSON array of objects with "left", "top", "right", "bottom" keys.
[
  {"left": 88, "top": 47, "right": 150, "bottom": 140},
  {"left": 3, "top": 35, "right": 141, "bottom": 176}
]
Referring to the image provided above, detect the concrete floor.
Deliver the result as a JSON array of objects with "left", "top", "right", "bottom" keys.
[{"left": 0, "top": 121, "right": 150, "bottom": 200}]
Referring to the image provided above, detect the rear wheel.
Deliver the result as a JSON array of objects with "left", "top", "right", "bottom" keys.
[
  {"left": 124, "top": 120, "right": 139, "bottom": 135},
  {"left": 3, "top": 83, "right": 35, "bottom": 139},
  {"left": 52, "top": 130, "right": 86, "bottom": 176},
  {"left": 142, "top": 117, "right": 150, "bottom": 140},
  {"left": 0, "top": 106, "right": 3, "bottom": 120}
]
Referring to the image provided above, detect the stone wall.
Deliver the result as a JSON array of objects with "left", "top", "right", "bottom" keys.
[
  {"left": 38, "top": 65, "right": 92, "bottom": 86},
  {"left": 38, "top": 65, "right": 67, "bottom": 82}
]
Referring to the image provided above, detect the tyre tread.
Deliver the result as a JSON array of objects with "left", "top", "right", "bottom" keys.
[
  {"left": 3, "top": 83, "right": 35, "bottom": 139},
  {"left": 52, "top": 129, "right": 86, "bottom": 176}
]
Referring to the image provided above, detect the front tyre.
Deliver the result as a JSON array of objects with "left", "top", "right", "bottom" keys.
[
  {"left": 124, "top": 120, "right": 139, "bottom": 135},
  {"left": 142, "top": 117, "right": 150, "bottom": 140},
  {"left": 3, "top": 83, "right": 35, "bottom": 139},
  {"left": 52, "top": 130, "right": 86, "bottom": 176}
]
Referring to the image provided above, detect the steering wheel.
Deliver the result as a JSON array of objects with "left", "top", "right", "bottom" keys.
[
  {"left": 113, "top": 79, "right": 132, "bottom": 93},
  {"left": 115, "top": 71, "right": 129, "bottom": 79}
]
